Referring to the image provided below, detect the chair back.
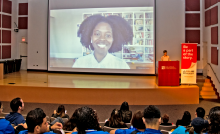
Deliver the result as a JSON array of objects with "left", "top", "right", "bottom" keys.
[
  {"left": 0, "top": 112, "right": 9, "bottom": 117},
  {"left": 50, "top": 117, "right": 56, "bottom": 122},
  {"left": 159, "top": 125, "right": 176, "bottom": 131},
  {"left": 161, "top": 130, "right": 170, "bottom": 134},
  {"left": 46, "top": 116, "right": 50, "bottom": 123},
  {"left": 99, "top": 122, "right": 105, "bottom": 129},
  {"left": 11, "top": 124, "right": 16, "bottom": 127},
  {"left": 62, "top": 118, "right": 69, "bottom": 124},
  {"left": 126, "top": 123, "right": 131, "bottom": 128},
  {"left": 0, "top": 117, "right": 4, "bottom": 119},
  {"left": 103, "top": 126, "right": 127, "bottom": 132}
]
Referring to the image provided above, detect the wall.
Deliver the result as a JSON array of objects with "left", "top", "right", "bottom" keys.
[{"left": 28, "top": 0, "right": 48, "bottom": 70}]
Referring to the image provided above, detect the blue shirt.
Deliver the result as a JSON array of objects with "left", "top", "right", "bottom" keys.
[
  {"left": 136, "top": 128, "right": 162, "bottom": 134},
  {"left": 5, "top": 112, "right": 26, "bottom": 126},
  {"left": 172, "top": 126, "right": 199, "bottom": 134},
  {"left": 19, "top": 130, "right": 56, "bottom": 134},
  {"left": 0, "top": 119, "right": 15, "bottom": 134},
  {"left": 72, "top": 130, "right": 109, "bottom": 134},
  {"left": 115, "top": 126, "right": 142, "bottom": 134}
]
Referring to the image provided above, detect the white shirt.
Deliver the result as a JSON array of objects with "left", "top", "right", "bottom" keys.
[
  {"left": 161, "top": 56, "right": 171, "bottom": 61},
  {"left": 72, "top": 53, "right": 130, "bottom": 69}
]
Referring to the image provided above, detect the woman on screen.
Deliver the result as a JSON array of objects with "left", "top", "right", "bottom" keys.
[
  {"left": 72, "top": 15, "right": 133, "bottom": 69},
  {"left": 161, "top": 50, "right": 171, "bottom": 61}
]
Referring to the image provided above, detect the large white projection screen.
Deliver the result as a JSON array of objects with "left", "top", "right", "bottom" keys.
[{"left": 48, "top": 0, "right": 155, "bottom": 74}]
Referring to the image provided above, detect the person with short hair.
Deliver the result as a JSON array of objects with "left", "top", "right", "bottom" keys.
[
  {"left": 191, "top": 107, "right": 208, "bottom": 133},
  {"left": 104, "top": 109, "right": 127, "bottom": 128},
  {"left": 71, "top": 106, "right": 109, "bottom": 134},
  {"left": 73, "top": 15, "right": 133, "bottom": 69},
  {"left": 0, "top": 101, "right": 15, "bottom": 134},
  {"left": 120, "top": 102, "right": 132, "bottom": 123},
  {"left": 18, "top": 108, "right": 62, "bottom": 134},
  {"left": 161, "top": 50, "right": 171, "bottom": 61},
  {"left": 5, "top": 97, "right": 26, "bottom": 125},
  {"left": 160, "top": 114, "right": 172, "bottom": 126},
  {"left": 135, "top": 105, "right": 162, "bottom": 134},
  {"left": 110, "top": 110, "right": 145, "bottom": 134}
]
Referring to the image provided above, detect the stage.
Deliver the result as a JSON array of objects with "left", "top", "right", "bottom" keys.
[{"left": 0, "top": 71, "right": 199, "bottom": 105}]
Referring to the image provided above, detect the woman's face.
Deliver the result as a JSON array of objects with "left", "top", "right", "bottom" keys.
[{"left": 91, "top": 22, "right": 113, "bottom": 55}]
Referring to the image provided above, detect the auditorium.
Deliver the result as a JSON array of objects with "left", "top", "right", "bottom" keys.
[{"left": 0, "top": 0, "right": 220, "bottom": 134}]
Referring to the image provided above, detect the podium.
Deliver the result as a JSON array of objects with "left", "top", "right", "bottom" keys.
[{"left": 157, "top": 61, "right": 179, "bottom": 86}]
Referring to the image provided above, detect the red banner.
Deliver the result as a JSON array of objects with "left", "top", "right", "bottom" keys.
[{"left": 181, "top": 43, "right": 197, "bottom": 84}]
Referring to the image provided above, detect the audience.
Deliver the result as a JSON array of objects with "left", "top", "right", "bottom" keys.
[
  {"left": 52, "top": 105, "right": 69, "bottom": 119},
  {"left": 110, "top": 110, "right": 145, "bottom": 134},
  {"left": 5, "top": 97, "right": 26, "bottom": 126},
  {"left": 207, "top": 106, "right": 220, "bottom": 134},
  {"left": 160, "top": 114, "right": 172, "bottom": 126},
  {"left": 104, "top": 109, "right": 127, "bottom": 128},
  {"left": 191, "top": 107, "right": 208, "bottom": 133},
  {"left": 176, "top": 111, "right": 191, "bottom": 127},
  {"left": 18, "top": 108, "right": 62, "bottom": 134},
  {"left": 120, "top": 102, "right": 132, "bottom": 123},
  {"left": 136, "top": 105, "right": 162, "bottom": 134},
  {"left": 0, "top": 101, "right": 15, "bottom": 134},
  {"left": 71, "top": 106, "right": 108, "bottom": 134}
]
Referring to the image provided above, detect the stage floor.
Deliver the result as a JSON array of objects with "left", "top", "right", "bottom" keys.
[{"left": 0, "top": 71, "right": 200, "bottom": 105}]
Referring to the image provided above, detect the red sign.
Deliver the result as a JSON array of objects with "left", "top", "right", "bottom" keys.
[{"left": 181, "top": 43, "right": 197, "bottom": 69}]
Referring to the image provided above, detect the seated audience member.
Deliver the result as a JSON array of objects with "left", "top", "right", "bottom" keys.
[
  {"left": 71, "top": 106, "right": 109, "bottom": 134},
  {"left": 176, "top": 111, "right": 191, "bottom": 127},
  {"left": 171, "top": 126, "right": 194, "bottom": 134},
  {"left": 0, "top": 101, "right": 15, "bottom": 134},
  {"left": 160, "top": 114, "right": 172, "bottom": 126},
  {"left": 191, "top": 107, "right": 208, "bottom": 133},
  {"left": 104, "top": 109, "right": 127, "bottom": 128},
  {"left": 5, "top": 97, "right": 26, "bottom": 126},
  {"left": 52, "top": 105, "right": 69, "bottom": 119},
  {"left": 63, "top": 111, "right": 77, "bottom": 131},
  {"left": 19, "top": 108, "right": 62, "bottom": 134},
  {"left": 135, "top": 105, "right": 162, "bottom": 134},
  {"left": 110, "top": 110, "right": 145, "bottom": 134},
  {"left": 207, "top": 106, "right": 220, "bottom": 134},
  {"left": 120, "top": 102, "right": 132, "bottom": 123}
]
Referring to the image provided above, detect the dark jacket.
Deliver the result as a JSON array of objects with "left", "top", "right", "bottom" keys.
[{"left": 121, "top": 110, "right": 132, "bottom": 123}]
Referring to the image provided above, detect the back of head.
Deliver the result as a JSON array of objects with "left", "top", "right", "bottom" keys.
[
  {"left": 120, "top": 101, "right": 129, "bottom": 111},
  {"left": 208, "top": 106, "right": 220, "bottom": 134},
  {"left": 10, "top": 97, "right": 22, "bottom": 112},
  {"left": 162, "top": 114, "right": 169, "bottom": 123},
  {"left": 109, "top": 109, "right": 124, "bottom": 128},
  {"left": 57, "top": 105, "right": 65, "bottom": 117},
  {"left": 131, "top": 110, "right": 145, "bottom": 129},
  {"left": 26, "top": 108, "right": 46, "bottom": 132},
  {"left": 182, "top": 111, "right": 191, "bottom": 123},
  {"left": 75, "top": 106, "right": 101, "bottom": 134},
  {"left": 63, "top": 112, "right": 77, "bottom": 131},
  {"left": 143, "top": 105, "right": 161, "bottom": 126},
  {"left": 196, "top": 107, "right": 205, "bottom": 118},
  {"left": 163, "top": 50, "right": 167, "bottom": 53}
]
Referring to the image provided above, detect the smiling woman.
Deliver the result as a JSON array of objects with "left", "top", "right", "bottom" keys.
[{"left": 72, "top": 15, "right": 133, "bottom": 69}]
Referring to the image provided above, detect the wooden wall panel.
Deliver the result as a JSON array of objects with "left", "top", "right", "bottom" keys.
[
  {"left": 185, "top": 0, "right": 200, "bottom": 11},
  {"left": 0, "top": 46, "right": 1, "bottom": 59},
  {"left": 2, "top": 45, "right": 11, "bottom": 59},
  {"left": 185, "top": 13, "right": 200, "bottom": 27},
  {"left": 185, "top": 30, "right": 200, "bottom": 44},
  {"left": 211, "top": 47, "right": 218, "bottom": 65},
  {"left": 211, "top": 0, "right": 218, "bottom": 6},
  {"left": 18, "top": 17, "right": 28, "bottom": 29},
  {"left": 205, "top": 10, "right": 211, "bottom": 27},
  {"left": 211, "top": 6, "right": 218, "bottom": 25},
  {"left": 0, "top": 14, "right": 1, "bottom": 28},
  {"left": 2, "top": 30, "right": 11, "bottom": 43},
  {"left": 2, "top": 15, "right": 11, "bottom": 29},
  {"left": 205, "top": 0, "right": 211, "bottom": 9},
  {"left": 197, "top": 46, "right": 200, "bottom": 61},
  {"left": 211, "top": 26, "right": 218, "bottom": 44},
  {"left": 19, "top": 3, "right": 28, "bottom": 15},
  {"left": 3, "top": 0, "right": 12, "bottom": 14}
]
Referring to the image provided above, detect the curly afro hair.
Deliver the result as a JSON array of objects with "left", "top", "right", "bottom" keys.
[
  {"left": 75, "top": 106, "right": 101, "bottom": 134},
  {"left": 77, "top": 15, "right": 133, "bottom": 53}
]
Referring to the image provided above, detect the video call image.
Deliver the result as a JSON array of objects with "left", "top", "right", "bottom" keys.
[{"left": 49, "top": 7, "right": 155, "bottom": 73}]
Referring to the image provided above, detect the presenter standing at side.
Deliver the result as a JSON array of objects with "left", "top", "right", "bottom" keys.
[{"left": 161, "top": 50, "right": 171, "bottom": 61}]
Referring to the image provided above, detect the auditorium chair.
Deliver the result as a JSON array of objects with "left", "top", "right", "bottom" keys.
[
  {"left": 46, "top": 116, "right": 50, "bottom": 123},
  {"left": 7, "top": 60, "right": 15, "bottom": 73},
  {"left": 22, "top": 115, "right": 27, "bottom": 119},
  {"left": 0, "top": 117, "right": 4, "bottom": 119},
  {"left": 50, "top": 117, "right": 56, "bottom": 123},
  {"left": 0, "top": 112, "right": 9, "bottom": 117},
  {"left": 62, "top": 118, "right": 68, "bottom": 123},
  {"left": 160, "top": 130, "right": 170, "bottom": 134},
  {"left": 159, "top": 125, "right": 176, "bottom": 131},
  {"left": 64, "top": 130, "right": 73, "bottom": 133},
  {"left": 103, "top": 126, "right": 127, "bottom": 132},
  {"left": 99, "top": 122, "right": 105, "bottom": 128},
  {"left": 14, "top": 59, "right": 22, "bottom": 72},
  {"left": 126, "top": 123, "right": 131, "bottom": 128},
  {"left": 0, "top": 60, "right": 8, "bottom": 74},
  {"left": 11, "top": 124, "right": 16, "bottom": 127}
]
